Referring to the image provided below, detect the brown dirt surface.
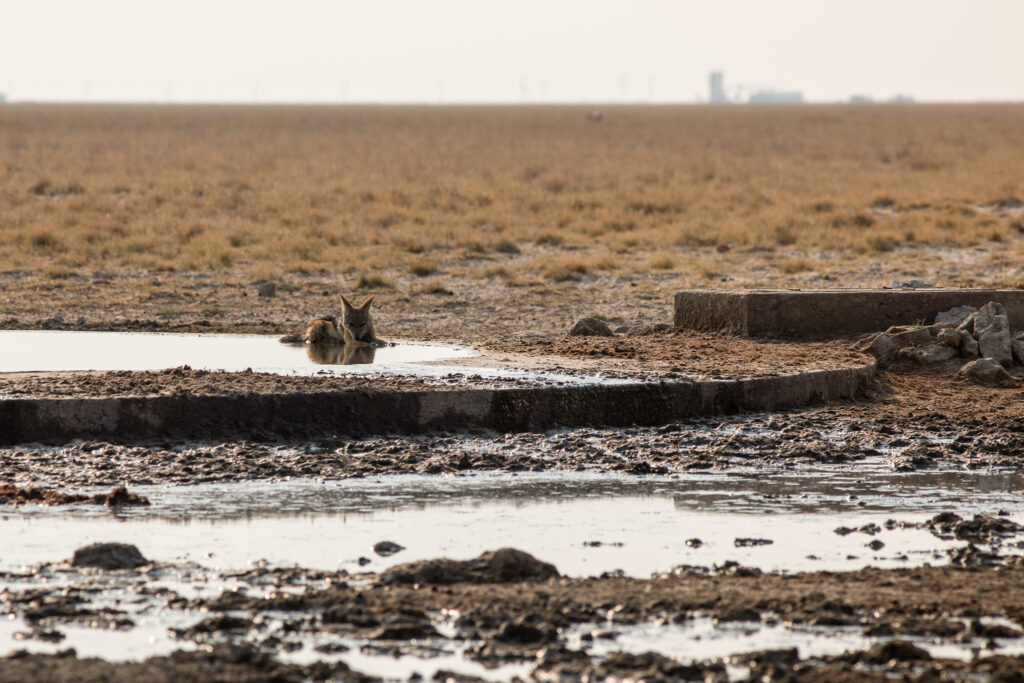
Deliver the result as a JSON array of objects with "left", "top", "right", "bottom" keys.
[
  {"left": 0, "top": 366, "right": 446, "bottom": 399},
  {"left": 0, "top": 484, "right": 149, "bottom": 507}
]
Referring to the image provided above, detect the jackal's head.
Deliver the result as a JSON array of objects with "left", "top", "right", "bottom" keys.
[{"left": 340, "top": 295, "right": 376, "bottom": 342}]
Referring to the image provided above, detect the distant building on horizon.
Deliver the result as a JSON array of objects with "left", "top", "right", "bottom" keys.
[
  {"left": 888, "top": 93, "right": 914, "bottom": 103},
  {"left": 849, "top": 94, "right": 873, "bottom": 103},
  {"left": 749, "top": 90, "right": 803, "bottom": 104},
  {"left": 709, "top": 71, "right": 727, "bottom": 103}
]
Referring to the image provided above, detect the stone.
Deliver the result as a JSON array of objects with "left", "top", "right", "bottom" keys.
[
  {"left": 256, "top": 281, "right": 276, "bottom": 298},
  {"left": 373, "top": 540, "right": 405, "bottom": 557},
  {"left": 935, "top": 328, "right": 964, "bottom": 348},
  {"left": 958, "top": 301, "right": 1007, "bottom": 335},
  {"left": 887, "top": 280, "right": 932, "bottom": 289},
  {"left": 852, "top": 332, "right": 897, "bottom": 367},
  {"left": 976, "top": 314, "right": 1013, "bottom": 366},
  {"left": 569, "top": 317, "right": 613, "bottom": 337},
  {"left": 380, "top": 548, "right": 559, "bottom": 585},
  {"left": 958, "top": 358, "right": 1019, "bottom": 388},
  {"left": 935, "top": 305, "right": 977, "bottom": 326},
  {"left": 70, "top": 542, "right": 148, "bottom": 570},
  {"left": 960, "top": 335, "right": 980, "bottom": 358},
  {"left": 897, "top": 344, "right": 956, "bottom": 365},
  {"left": 887, "top": 326, "right": 933, "bottom": 347},
  {"left": 1013, "top": 332, "right": 1024, "bottom": 365}
]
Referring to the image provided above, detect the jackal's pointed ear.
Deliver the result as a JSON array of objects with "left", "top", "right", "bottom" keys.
[
  {"left": 341, "top": 295, "right": 356, "bottom": 312},
  {"left": 359, "top": 295, "right": 375, "bottom": 310}
]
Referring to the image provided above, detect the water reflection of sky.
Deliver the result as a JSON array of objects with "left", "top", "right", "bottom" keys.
[{"left": 4, "top": 467, "right": 1024, "bottom": 577}]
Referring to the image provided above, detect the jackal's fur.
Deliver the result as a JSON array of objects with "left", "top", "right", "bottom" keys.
[{"left": 279, "top": 295, "right": 379, "bottom": 347}]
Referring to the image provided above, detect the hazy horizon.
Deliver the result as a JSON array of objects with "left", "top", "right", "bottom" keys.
[{"left": 3, "top": 0, "right": 1023, "bottom": 105}]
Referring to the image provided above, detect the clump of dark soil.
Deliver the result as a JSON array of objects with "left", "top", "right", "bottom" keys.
[
  {"left": 0, "top": 644, "right": 368, "bottom": 683},
  {"left": 0, "top": 484, "right": 149, "bottom": 507},
  {"left": 70, "top": 543, "right": 148, "bottom": 570},
  {"left": 380, "top": 548, "right": 559, "bottom": 585}
]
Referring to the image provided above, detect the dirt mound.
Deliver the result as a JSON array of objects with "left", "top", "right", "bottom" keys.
[
  {"left": 0, "top": 484, "right": 149, "bottom": 507},
  {"left": 380, "top": 548, "right": 559, "bottom": 585},
  {"left": 70, "top": 542, "right": 148, "bottom": 570}
]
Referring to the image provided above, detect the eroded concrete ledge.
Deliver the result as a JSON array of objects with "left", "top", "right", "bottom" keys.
[
  {"left": 674, "top": 289, "right": 1024, "bottom": 340},
  {"left": 0, "top": 361, "right": 875, "bottom": 445}
]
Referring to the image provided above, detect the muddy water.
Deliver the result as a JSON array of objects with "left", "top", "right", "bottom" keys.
[
  {"left": 0, "top": 330, "right": 473, "bottom": 373},
  {"left": 5, "top": 464, "right": 1024, "bottom": 576},
  {"left": 6, "top": 464, "right": 1024, "bottom": 675}
]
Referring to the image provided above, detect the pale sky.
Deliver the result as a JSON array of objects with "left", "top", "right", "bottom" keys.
[{"left": 2, "top": 1, "right": 1023, "bottom": 103}]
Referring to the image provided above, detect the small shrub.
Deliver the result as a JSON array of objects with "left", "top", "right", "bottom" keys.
[
  {"left": 406, "top": 258, "right": 437, "bottom": 277},
  {"left": 534, "top": 232, "right": 564, "bottom": 247},
  {"left": 355, "top": 273, "right": 394, "bottom": 289},
  {"left": 493, "top": 239, "right": 521, "bottom": 255},
  {"left": 865, "top": 234, "right": 898, "bottom": 252},
  {"left": 773, "top": 224, "right": 798, "bottom": 246},
  {"left": 646, "top": 255, "right": 675, "bottom": 270},
  {"left": 871, "top": 196, "right": 897, "bottom": 208}
]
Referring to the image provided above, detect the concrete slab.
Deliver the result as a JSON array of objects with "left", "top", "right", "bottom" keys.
[
  {"left": 674, "top": 289, "right": 1024, "bottom": 340},
  {"left": 0, "top": 361, "right": 874, "bottom": 445}
]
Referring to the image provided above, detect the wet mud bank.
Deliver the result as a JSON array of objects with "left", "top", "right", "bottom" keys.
[{"left": 0, "top": 361, "right": 873, "bottom": 446}]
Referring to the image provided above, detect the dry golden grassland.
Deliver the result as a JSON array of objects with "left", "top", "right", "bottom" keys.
[{"left": 1, "top": 103, "right": 1023, "bottom": 334}]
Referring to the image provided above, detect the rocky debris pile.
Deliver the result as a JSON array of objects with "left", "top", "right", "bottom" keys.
[
  {"left": 379, "top": 547, "right": 559, "bottom": 585},
  {"left": 853, "top": 301, "right": 1023, "bottom": 387},
  {"left": 0, "top": 484, "right": 149, "bottom": 507},
  {"left": 569, "top": 317, "right": 671, "bottom": 337},
  {"left": 70, "top": 542, "right": 149, "bottom": 570}
]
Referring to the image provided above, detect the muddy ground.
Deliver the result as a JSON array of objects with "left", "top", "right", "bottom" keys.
[
  {"left": 8, "top": 547, "right": 1024, "bottom": 682},
  {"left": 4, "top": 304, "right": 1024, "bottom": 680}
]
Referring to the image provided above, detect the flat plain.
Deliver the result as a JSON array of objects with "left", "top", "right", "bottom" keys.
[{"left": 1, "top": 103, "right": 1023, "bottom": 338}]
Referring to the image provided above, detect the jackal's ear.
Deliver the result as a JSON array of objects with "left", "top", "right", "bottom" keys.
[
  {"left": 341, "top": 295, "right": 356, "bottom": 311},
  {"left": 359, "top": 295, "right": 375, "bottom": 310}
]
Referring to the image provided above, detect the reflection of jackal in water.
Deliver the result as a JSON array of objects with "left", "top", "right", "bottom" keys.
[
  {"left": 279, "top": 295, "right": 381, "bottom": 362},
  {"left": 306, "top": 342, "right": 376, "bottom": 365}
]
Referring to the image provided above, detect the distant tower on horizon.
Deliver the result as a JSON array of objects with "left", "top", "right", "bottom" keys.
[{"left": 709, "top": 71, "right": 727, "bottom": 104}]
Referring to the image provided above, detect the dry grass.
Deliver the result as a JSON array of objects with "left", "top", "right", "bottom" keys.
[{"left": 1, "top": 103, "right": 1023, "bottom": 296}]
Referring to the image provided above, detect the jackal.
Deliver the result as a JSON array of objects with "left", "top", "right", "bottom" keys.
[{"left": 279, "top": 295, "right": 380, "bottom": 346}]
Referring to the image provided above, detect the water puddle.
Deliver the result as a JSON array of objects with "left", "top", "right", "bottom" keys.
[
  {"left": 0, "top": 330, "right": 630, "bottom": 385},
  {"left": 0, "top": 330, "right": 472, "bottom": 374},
  {"left": 5, "top": 465, "right": 1024, "bottom": 674},
  {"left": 4, "top": 465, "right": 1024, "bottom": 576}
]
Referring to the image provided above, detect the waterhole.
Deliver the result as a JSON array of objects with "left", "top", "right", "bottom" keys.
[{"left": 0, "top": 330, "right": 474, "bottom": 374}]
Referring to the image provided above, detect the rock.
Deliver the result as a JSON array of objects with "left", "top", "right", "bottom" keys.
[
  {"left": 960, "top": 335, "right": 980, "bottom": 358},
  {"left": 70, "top": 542, "right": 148, "bottom": 570},
  {"left": 1013, "top": 332, "right": 1024, "bottom": 365},
  {"left": 568, "top": 317, "right": 612, "bottom": 337},
  {"left": 958, "top": 358, "right": 1019, "bottom": 388},
  {"left": 897, "top": 344, "right": 956, "bottom": 365},
  {"left": 887, "top": 280, "right": 932, "bottom": 289},
  {"left": 977, "top": 314, "right": 1013, "bottom": 366},
  {"left": 625, "top": 322, "right": 672, "bottom": 337},
  {"left": 886, "top": 326, "right": 933, "bottom": 347},
  {"left": 852, "top": 332, "right": 897, "bottom": 367},
  {"left": 256, "top": 281, "right": 276, "bottom": 298},
  {"left": 958, "top": 301, "right": 1007, "bottom": 335},
  {"left": 935, "top": 327, "right": 964, "bottom": 348},
  {"left": 858, "top": 640, "right": 932, "bottom": 664},
  {"left": 41, "top": 316, "right": 65, "bottom": 329},
  {"left": 373, "top": 540, "right": 405, "bottom": 557},
  {"left": 380, "top": 548, "right": 559, "bottom": 585},
  {"left": 935, "top": 305, "right": 977, "bottom": 326}
]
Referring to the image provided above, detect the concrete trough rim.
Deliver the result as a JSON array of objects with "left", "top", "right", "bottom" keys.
[{"left": 0, "top": 359, "right": 876, "bottom": 446}]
